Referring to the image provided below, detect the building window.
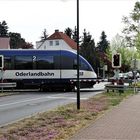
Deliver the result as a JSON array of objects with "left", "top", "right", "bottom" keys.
[
  {"left": 49, "top": 41, "right": 53, "bottom": 46},
  {"left": 55, "top": 40, "right": 59, "bottom": 46},
  {"left": 44, "top": 45, "right": 46, "bottom": 49}
]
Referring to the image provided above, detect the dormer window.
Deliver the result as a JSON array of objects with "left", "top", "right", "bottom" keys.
[{"left": 55, "top": 40, "right": 59, "bottom": 46}]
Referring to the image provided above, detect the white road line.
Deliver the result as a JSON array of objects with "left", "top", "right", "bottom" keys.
[{"left": 0, "top": 96, "right": 88, "bottom": 108}]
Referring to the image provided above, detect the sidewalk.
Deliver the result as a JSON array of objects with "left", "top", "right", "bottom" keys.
[{"left": 69, "top": 93, "right": 140, "bottom": 140}]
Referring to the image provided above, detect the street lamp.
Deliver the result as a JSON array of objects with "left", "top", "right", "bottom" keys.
[
  {"left": 76, "top": 0, "right": 80, "bottom": 110},
  {"left": 61, "top": 0, "right": 80, "bottom": 109}
]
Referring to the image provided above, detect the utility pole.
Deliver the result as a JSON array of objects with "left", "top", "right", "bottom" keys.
[{"left": 77, "top": 0, "right": 80, "bottom": 110}]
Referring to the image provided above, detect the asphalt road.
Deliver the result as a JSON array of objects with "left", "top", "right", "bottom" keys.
[{"left": 0, "top": 82, "right": 107, "bottom": 127}]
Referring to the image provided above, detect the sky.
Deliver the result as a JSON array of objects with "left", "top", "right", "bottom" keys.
[{"left": 0, "top": 0, "right": 138, "bottom": 46}]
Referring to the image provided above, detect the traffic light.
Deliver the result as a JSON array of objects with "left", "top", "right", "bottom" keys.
[{"left": 112, "top": 53, "right": 121, "bottom": 68}]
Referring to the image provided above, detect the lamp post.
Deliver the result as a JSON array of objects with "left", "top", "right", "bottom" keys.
[{"left": 76, "top": 0, "right": 80, "bottom": 110}]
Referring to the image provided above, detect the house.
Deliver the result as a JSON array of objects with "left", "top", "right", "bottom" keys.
[
  {"left": 0, "top": 37, "right": 10, "bottom": 49},
  {"left": 36, "top": 30, "right": 77, "bottom": 52}
]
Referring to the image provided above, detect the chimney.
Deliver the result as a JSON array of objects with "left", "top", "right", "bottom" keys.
[{"left": 55, "top": 29, "right": 59, "bottom": 32}]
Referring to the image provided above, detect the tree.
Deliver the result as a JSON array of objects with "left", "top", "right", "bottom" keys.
[
  {"left": 122, "top": 1, "right": 140, "bottom": 47},
  {"left": 117, "top": 47, "right": 137, "bottom": 71},
  {"left": 64, "top": 26, "right": 82, "bottom": 43},
  {"left": 64, "top": 27, "right": 73, "bottom": 38},
  {"left": 97, "top": 31, "right": 109, "bottom": 53},
  {"left": 80, "top": 29, "right": 97, "bottom": 70},
  {"left": 9, "top": 32, "right": 25, "bottom": 49},
  {"left": 9, "top": 32, "right": 33, "bottom": 49},
  {"left": 108, "top": 34, "right": 140, "bottom": 72},
  {"left": 0, "top": 20, "right": 8, "bottom": 37},
  {"left": 110, "top": 34, "right": 127, "bottom": 52},
  {"left": 23, "top": 42, "right": 34, "bottom": 49},
  {"left": 0, "top": 20, "right": 33, "bottom": 49},
  {"left": 72, "top": 26, "right": 77, "bottom": 43},
  {"left": 135, "top": 32, "right": 140, "bottom": 53}
]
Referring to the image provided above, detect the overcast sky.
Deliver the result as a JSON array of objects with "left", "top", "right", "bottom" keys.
[{"left": 0, "top": 0, "right": 138, "bottom": 46}]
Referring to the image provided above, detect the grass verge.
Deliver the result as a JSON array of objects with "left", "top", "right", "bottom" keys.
[{"left": 0, "top": 89, "right": 135, "bottom": 140}]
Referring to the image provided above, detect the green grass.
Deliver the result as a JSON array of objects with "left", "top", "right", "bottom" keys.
[{"left": 0, "top": 89, "right": 135, "bottom": 140}]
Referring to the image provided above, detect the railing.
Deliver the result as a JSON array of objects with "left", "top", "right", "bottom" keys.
[
  {"left": 0, "top": 83, "right": 16, "bottom": 88},
  {"left": 105, "top": 84, "right": 128, "bottom": 93},
  {"left": 0, "top": 82, "right": 16, "bottom": 92}
]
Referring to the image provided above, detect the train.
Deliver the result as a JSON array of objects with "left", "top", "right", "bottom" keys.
[{"left": 0, "top": 49, "right": 97, "bottom": 91}]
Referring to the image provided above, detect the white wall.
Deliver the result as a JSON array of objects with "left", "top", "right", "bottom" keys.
[{"left": 36, "top": 39, "right": 76, "bottom": 52}]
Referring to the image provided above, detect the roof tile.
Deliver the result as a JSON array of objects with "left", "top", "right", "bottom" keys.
[{"left": 47, "top": 31, "right": 77, "bottom": 50}]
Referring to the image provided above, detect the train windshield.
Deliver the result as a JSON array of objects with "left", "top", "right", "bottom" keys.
[
  {"left": 78, "top": 57, "right": 94, "bottom": 71},
  {"left": 61, "top": 50, "right": 94, "bottom": 71}
]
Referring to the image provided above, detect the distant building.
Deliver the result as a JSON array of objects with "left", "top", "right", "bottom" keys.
[
  {"left": 36, "top": 30, "right": 77, "bottom": 52},
  {"left": 0, "top": 37, "right": 10, "bottom": 49}
]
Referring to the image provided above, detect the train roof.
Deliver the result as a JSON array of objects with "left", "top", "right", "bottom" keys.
[{"left": 0, "top": 49, "right": 77, "bottom": 56}]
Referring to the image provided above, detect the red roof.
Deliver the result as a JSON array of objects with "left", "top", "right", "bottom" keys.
[
  {"left": 47, "top": 30, "right": 77, "bottom": 50},
  {"left": 0, "top": 37, "right": 10, "bottom": 49}
]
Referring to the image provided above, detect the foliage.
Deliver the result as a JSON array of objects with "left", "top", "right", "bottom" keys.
[
  {"left": 109, "top": 34, "right": 140, "bottom": 71},
  {"left": 23, "top": 42, "right": 34, "bottom": 49},
  {"left": 0, "top": 20, "right": 8, "bottom": 37},
  {"left": 64, "top": 27, "right": 73, "bottom": 38},
  {"left": 95, "top": 31, "right": 110, "bottom": 76},
  {"left": 80, "top": 29, "right": 97, "bottom": 70},
  {"left": 64, "top": 26, "right": 78, "bottom": 43},
  {"left": 117, "top": 47, "right": 133, "bottom": 71},
  {"left": 97, "top": 31, "right": 110, "bottom": 53},
  {"left": 0, "top": 20, "right": 33, "bottom": 49},
  {"left": 135, "top": 32, "right": 140, "bottom": 53},
  {"left": 105, "top": 46, "right": 112, "bottom": 62},
  {"left": 9, "top": 32, "right": 33, "bottom": 49},
  {"left": 9, "top": 32, "right": 25, "bottom": 49},
  {"left": 110, "top": 34, "right": 126, "bottom": 52},
  {"left": 122, "top": 1, "right": 140, "bottom": 47},
  {"left": 72, "top": 26, "right": 77, "bottom": 43}
]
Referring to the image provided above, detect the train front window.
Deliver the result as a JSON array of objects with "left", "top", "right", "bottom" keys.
[
  {"left": 37, "top": 56, "right": 54, "bottom": 69},
  {"left": 80, "top": 62, "right": 89, "bottom": 70},
  {"left": 15, "top": 56, "right": 33, "bottom": 70},
  {"left": 73, "top": 59, "right": 89, "bottom": 70}
]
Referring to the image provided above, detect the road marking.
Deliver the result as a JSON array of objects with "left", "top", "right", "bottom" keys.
[{"left": 0, "top": 96, "right": 88, "bottom": 108}]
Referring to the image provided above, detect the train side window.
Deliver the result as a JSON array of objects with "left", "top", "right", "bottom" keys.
[
  {"left": 15, "top": 56, "right": 33, "bottom": 70},
  {"left": 54, "top": 56, "right": 60, "bottom": 69},
  {"left": 37, "top": 56, "right": 54, "bottom": 69},
  {"left": 61, "top": 56, "right": 73, "bottom": 69},
  {"left": 4, "top": 56, "right": 12, "bottom": 70}
]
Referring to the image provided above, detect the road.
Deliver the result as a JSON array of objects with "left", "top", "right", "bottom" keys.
[{"left": 0, "top": 82, "right": 107, "bottom": 127}]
